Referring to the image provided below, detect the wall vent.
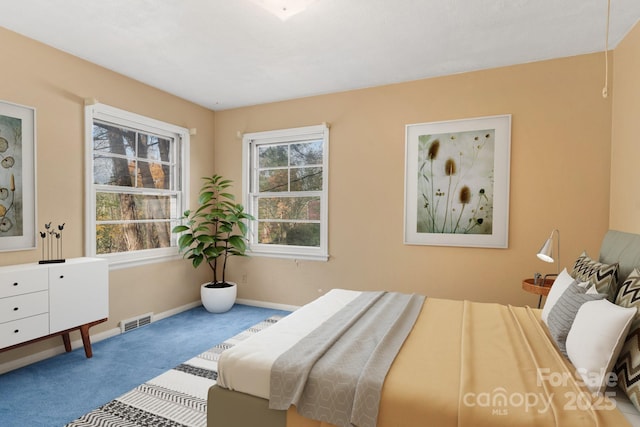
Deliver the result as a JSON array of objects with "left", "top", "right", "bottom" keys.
[{"left": 120, "top": 312, "right": 154, "bottom": 333}]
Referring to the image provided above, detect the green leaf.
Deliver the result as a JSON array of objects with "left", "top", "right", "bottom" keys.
[
  {"left": 197, "top": 235, "right": 216, "bottom": 243},
  {"left": 192, "top": 256, "right": 204, "bottom": 269},
  {"left": 199, "top": 191, "right": 214, "bottom": 204},
  {"left": 228, "top": 235, "right": 246, "bottom": 252},
  {"left": 204, "top": 246, "right": 225, "bottom": 257},
  {"left": 178, "top": 233, "right": 194, "bottom": 248},
  {"left": 194, "top": 204, "right": 214, "bottom": 215},
  {"left": 219, "top": 224, "right": 233, "bottom": 233},
  {"left": 172, "top": 225, "right": 189, "bottom": 233}
]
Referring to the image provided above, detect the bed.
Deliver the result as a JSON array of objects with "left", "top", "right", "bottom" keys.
[{"left": 208, "top": 230, "right": 640, "bottom": 427}]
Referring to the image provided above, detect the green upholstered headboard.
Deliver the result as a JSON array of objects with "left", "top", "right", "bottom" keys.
[{"left": 599, "top": 230, "right": 640, "bottom": 282}]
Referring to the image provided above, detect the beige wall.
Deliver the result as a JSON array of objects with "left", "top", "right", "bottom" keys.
[
  {"left": 611, "top": 23, "right": 640, "bottom": 232},
  {"left": 0, "top": 28, "right": 214, "bottom": 364},
  {"left": 215, "top": 53, "right": 614, "bottom": 307}
]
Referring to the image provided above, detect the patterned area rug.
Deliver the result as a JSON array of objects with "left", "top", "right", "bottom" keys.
[{"left": 65, "top": 316, "right": 282, "bottom": 427}]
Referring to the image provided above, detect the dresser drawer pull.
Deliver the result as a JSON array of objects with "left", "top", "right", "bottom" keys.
[
  {"left": 59, "top": 275, "right": 64, "bottom": 279},
  {"left": 13, "top": 282, "right": 18, "bottom": 286},
  {"left": 14, "top": 329, "right": 19, "bottom": 334},
  {"left": 13, "top": 307, "right": 19, "bottom": 311}
]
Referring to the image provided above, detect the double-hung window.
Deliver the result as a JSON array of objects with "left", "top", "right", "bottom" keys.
[
  {"left": 85, "top": 103, "right": 189, "bottom": 267},
  {"left": 243, "top": 124, "right": 329, "bottom": 261}
]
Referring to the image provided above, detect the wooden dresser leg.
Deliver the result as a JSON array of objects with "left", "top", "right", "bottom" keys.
[
  {"left": 80, "top": 324, "right": 93, "bottom": 358},
  {"left": 62, "top": 333, "right": 72, "bottom": 352}
]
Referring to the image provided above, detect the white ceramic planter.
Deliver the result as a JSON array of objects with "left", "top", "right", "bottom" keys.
[{"left": 201, "top": 281, "right": 237, "bottom": 313}]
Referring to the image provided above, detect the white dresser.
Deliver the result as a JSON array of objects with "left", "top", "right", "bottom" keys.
[{"left": 0, "top": 257, "right": 108, "bottom": 358}]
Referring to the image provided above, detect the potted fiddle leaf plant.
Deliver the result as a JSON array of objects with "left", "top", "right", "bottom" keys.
[{"left": 172, "top": 174, "right": 254, "bottom": 313}]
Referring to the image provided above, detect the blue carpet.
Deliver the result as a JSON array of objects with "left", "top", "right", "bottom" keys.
[{"left": 0, "top": 304, "right": 290, "bottom": 427}]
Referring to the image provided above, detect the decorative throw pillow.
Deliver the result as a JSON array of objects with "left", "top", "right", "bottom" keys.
[
  {"left": 566, "top": 299, "right": 636, "bottom": 394},
  {"left": 546, "top": 281, "right": 606, "bottom": 356},
  {"left": 571, "top": 252, "right": 619, "bottom": 301},
  {"left": 614, "top": 268, "right": 640, "bottom": 411},
  {"left": 541, "top": 268, "right": 575, "bottom": 323}
]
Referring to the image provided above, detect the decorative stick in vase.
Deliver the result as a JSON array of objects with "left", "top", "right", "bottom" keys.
[
  {"left": 38, "top": 221, "right": 66, "bottom": 264},
  {"left": 57, "top": 223, "right": 65, "bottom": 260},
  {"left": 40, "top": 231, "right": 46, "bottom": 260}
]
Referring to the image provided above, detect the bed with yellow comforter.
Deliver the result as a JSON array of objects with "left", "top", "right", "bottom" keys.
[{"left": 209, "top": 295, "right": 629, "bottom": 427}]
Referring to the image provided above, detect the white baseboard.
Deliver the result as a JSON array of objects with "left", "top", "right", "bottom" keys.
[
  {"left": 236, "top": 298, "right": 299, "bottom": 312},
  {"left": 0, "top": 300, "right": 201, "bottom": 375},
  {"left": 154, "top": 301, "right": 202, "bottom": 321}
]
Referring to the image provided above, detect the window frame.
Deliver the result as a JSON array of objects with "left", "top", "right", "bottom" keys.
[
  {"left": 84, "top": 103, "right": 190, "bottom": 268},
  {"left": 242, "top": 124, "right": 329, "bottom": 261}
]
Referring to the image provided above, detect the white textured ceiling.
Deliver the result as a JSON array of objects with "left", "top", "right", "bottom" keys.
[{"left": 0, "top": 0, "right": 638, "bottom": 110}]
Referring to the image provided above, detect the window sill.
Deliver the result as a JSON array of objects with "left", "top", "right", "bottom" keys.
[
  {"left": 99, "top": 252, "right": 183, "bottom": 270},
  {"left": 248, "top": 250, "right": 329, "bottom": 262}
]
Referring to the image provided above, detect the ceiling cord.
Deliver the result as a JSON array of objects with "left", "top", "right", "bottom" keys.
[{"left": 602, "top": 0, "right": 611, "bottom": 98}]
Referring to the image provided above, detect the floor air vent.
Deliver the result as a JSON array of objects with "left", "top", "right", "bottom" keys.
[{"left": 120, "top": 312, "right": 154, "bottom": 333}]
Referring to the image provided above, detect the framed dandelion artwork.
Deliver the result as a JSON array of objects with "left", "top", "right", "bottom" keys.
[
  {"left": 0, "top": 100, "right": 36, "bottom": 252},
  {"left": 404, "top": 114, "right": 511, "bottom": 248}
]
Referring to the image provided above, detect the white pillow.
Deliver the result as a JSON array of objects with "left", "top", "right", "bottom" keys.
[
  {"left": 541, "top": 268, "right": 575, "bottom": 323},
  {"left": 565, "top": 299, "right": 636, "bottom": 394}
]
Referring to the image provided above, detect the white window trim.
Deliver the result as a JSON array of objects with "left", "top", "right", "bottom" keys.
[
  {"left": 242, "top": 124, "right": 329, "bottom": 261},
  {"left": 84, "top": 103, "right": 190, "bottom": 268}
]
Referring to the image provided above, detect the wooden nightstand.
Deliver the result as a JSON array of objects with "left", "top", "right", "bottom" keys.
[{"left": 522, "top": 276, "right": 555, "bottom": 308}]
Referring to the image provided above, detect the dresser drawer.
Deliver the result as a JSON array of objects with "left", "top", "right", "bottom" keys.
[
  {"left": 0, "top": 268, "right": 48, "bottom": 298},
  {"left": 0, "top": 314, "right": 49, "bottom": 348},
  {"left": 0, "top": 291, "right": 49, "bottom": 324}
]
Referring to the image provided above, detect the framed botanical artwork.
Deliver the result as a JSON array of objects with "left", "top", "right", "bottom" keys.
[
  {"left": 0, "top": 101, "right": 36, "bottom": 251},
  {"left": 404, "top": 114, "right": 511, "bottom": 248}
]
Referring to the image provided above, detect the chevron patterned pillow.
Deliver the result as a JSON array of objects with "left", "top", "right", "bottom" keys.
[
  {"left": 615, "top": 268, "right": 640, "bottom": 411},
  {"left": 571, "top": 252, "right": 619, "bottom": 302}
]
